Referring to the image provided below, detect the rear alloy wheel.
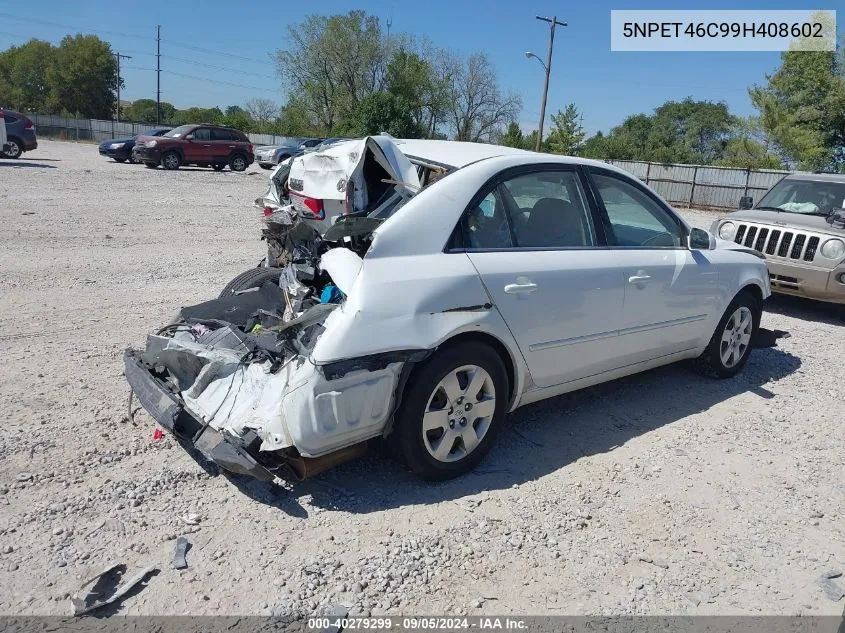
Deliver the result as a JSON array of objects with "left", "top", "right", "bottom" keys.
[
  {"left": 212, "top": 163, "right": 225, "bottom": 171},
  {"left": 693, "top": 290, "right": 760, "bottom": 378},
  {"left": 229, "top": 154, "right": 247, "bottom": 172},
  {"left": 394, "top": 341, "right": 507, "bottom": 480},
  {"left": 3, "top": 139, "right": 22, "bottom": 159},
  {"left": 162, "top": 151, "right": 181, "bottom": 170}
]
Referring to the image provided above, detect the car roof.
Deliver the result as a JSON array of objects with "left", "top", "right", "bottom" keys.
[
  {"left": 392, "top": 139, "right": 533, "bottom": 169},
  {"left": 784, "top": 172, "right": 845, "bottom": 183}
]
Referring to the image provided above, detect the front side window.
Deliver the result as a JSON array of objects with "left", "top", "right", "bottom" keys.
[
  {"left": 591, "top": 172, "right": 683, "bottom": 247},
  {"left": 190, "top": 128, "right": 211, "bottom": 141}
]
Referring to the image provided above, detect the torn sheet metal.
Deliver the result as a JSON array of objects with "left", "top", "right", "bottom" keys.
[{"left": 70, "top": 563, "right": 157, "bottom": 615}]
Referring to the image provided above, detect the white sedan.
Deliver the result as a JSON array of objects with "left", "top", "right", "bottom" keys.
[{"left": 125, "top": 138, "right": 771, "bottom": 482}]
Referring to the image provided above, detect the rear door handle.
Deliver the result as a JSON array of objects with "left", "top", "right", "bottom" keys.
[
  {"left": 628, "top": 272, "right": 651, "bottom": 284},
  {"left": 504, "top": 282, "right": 538, "bottom": 294}
]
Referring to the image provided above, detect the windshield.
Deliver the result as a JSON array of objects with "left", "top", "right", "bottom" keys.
[
  {"left": 163, "top": 125, "right": 194, "bottom": 138},
  {"left": 756, "top": 178, "right": 845, "bottom": 215}
]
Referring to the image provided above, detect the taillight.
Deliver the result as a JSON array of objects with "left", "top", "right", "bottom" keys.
[
  {"left": 249, "top": 144, "right": 254, "bottom": 153},
  {"left": 23, "top": 118, "right": 33, "bottom": 129},
  {"left": 302, "top": 196, "right": 324, "bottom": 217},
  {"left": 262, "top": 206, "right": 274, "bottom": 217}
]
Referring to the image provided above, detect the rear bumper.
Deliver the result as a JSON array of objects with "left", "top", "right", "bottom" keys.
[
  {"left": 123, "top": 348, "right": 275, "bottom": 481},
  {"left": 767, "top": 260, "right": 845, "bottom": 304}
]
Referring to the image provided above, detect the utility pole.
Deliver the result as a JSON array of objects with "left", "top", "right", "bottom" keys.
[
  {"left": 533, "top": 15, "right": 567, "bottom": 152},
  {"left": 156, "top": 25, "right": 161, "bottom": 124},
  {"left": 113, "top": 52, "right": 132, "bottom": 123}
]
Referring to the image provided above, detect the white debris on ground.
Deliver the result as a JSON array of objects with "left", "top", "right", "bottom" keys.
[{"left": 0, "top": 140, "right": 842, "bottom": 616}]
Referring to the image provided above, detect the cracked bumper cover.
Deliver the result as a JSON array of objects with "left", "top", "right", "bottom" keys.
[{"left": 124, "top": 348, "right": 275, "bottom": 481}]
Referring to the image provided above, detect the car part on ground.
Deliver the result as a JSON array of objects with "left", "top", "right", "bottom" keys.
[
  {"left": 126, "top": 138, "right": 771, "bottom": 483},
  {"left": 711, "top": 173, "right": 845, "bottom": 305}
]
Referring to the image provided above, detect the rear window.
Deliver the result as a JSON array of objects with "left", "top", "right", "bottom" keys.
[{"left": 4, "top": 114, "right": 18, "bottom": 124}]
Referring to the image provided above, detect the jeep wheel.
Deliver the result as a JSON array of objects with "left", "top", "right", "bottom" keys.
[
  {"left": 393, "top": 341, "right": 507, "bottom": 480},
  {"left": 229, "top": 154, "right": 247, "bottom": 172},
  {"left": 162, "top": 151, "right": 181, "bottom": 170}
]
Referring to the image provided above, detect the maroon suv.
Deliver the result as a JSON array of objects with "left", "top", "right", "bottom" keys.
[{"left": 132, "top": 124, "right": 255, "bottom": 171}]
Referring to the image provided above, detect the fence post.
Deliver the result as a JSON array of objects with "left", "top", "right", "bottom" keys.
[
  {"left": 689, "top": 166, "right": 699, "bottom": 208},
  {"left": 645, "top": 162, "right": 651, "bottom": 186},
  {"left": 743, "top": 168, "right": 751, "bottom": 197}
]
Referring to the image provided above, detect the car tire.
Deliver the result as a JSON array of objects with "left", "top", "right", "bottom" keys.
[
  {"left": 3, "top": 137, "right": 22, "bottom": 159},
  {"left": 393, "top": 341, "right": 507, "bottom": 480},
  {"left": 229, "top": 154, "right": 247, "bottom": 172},
  {"left": 218, "top": 267, "right": 283, "bottom": 298},
  {"left": 128, "top": 154, "right": 137, "bottom": 164},
  {"left": 114, "top": 157, "right": 126, "bottom": 163},
  {"left": 212, "top": 163, "right": 225, "bottom": 171},
  {"left": 144, "top": 162, "right": 157, "bottom": 169},
  {"left": 161, "top": 151, "right": 181, "bottom": 170},
  {"left": 692, "top": 289, "right": 761, "bottom": 379}
]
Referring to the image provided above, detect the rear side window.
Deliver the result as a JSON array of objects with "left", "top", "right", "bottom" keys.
[
  {"left": 190, "top": 128, "right": 211, "bottom": 141},
  {"left": 211, "top": 128, "right": 235, "bottom": 141},
  {"left": 4, "top": 115, "right": 18, "bottom": 124}
]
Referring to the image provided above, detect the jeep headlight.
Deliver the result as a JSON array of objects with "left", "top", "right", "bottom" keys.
[
  {"left": 145, "top": 140, "right": 157, "bottom": 148},
  {"left": 718, "top": 221, "right": 736, "bottom": 240},
  {"left": 820, "top": 238, "right": 845, "bottom": 260},
  {"left": 109, "top": 142, "right": 125, "bottom": 149}
]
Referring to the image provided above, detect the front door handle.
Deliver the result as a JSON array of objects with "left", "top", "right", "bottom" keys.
[
  {"left": 628, "top": 272, "right": 652, "bottom": 284},
  {"left": 504, "top": 282, "right": 538, "bottom": 295}
]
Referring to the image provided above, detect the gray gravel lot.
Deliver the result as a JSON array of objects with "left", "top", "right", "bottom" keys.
[{"left": 0, "top": 140, "right": 843, "bottom": 617}]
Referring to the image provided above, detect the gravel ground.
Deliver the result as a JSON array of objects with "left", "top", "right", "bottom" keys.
[{"left": 0, "top": 140, "right": 843, "bottom": 618}]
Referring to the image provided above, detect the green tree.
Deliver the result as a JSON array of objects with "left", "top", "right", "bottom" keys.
[
  {"left": 171, "top": 107, "right": 224, "bottom": 126},
  {"left": 244, "top": 98, "right": 279, "bottom": 133},
  {"left": 123, "top": 98, "right": 176, "bottom": 123},
  {"left": 0, "top": 39, "right": 54, "bottom": 112},
  {"left": 749, "top": 15, "right": 845, "bottom": 171},
  {"left": 222, "top": 105, "right": 253, "bottom": 131},
  {"left": 277, "top": 97, "right": 315, "bottom": 136},
  {"left": 274, "top": 10, "right": 388, "bottom": 134},
  {"left": 546, "top": 104, "right": 585, "bottom": 155},
  {"left": 45, "top": 34, "right": 118, "bottom": 118},
  {"left": 346, "top": 91, "right": 420, "bottom": 137},
  {"left": 498, "top": 122, "right": 524, "bottom": 148},
  {"left": 650, "top": 98, "right": 735, "bottom": 163},
  {"left": 385, "top": 48, "right": 451, "bottom": 137}
]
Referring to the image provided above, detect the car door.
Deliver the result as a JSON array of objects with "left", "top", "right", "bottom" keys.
[
  {"left": 210, "top": 128, "right": 238, "bottom": 162},
  {"left": 185, "top": 127, "right": 212, "bottom": 163},
  {"left": 464, "top": 165, "right": 626, "bottom": 389},
  {"left": 586, "top": 167, "right": 721, "bottom": 363}
]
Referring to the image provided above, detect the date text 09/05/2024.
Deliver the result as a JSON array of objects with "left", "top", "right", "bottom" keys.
[
  {"left": 306, "top": 616, "right": 528, "bottom": 630},
  {"left": 622, "top": 22, "right": 823, "bottom": 39}
]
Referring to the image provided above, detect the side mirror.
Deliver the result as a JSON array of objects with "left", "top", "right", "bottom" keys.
[
  {"left": 739, "top": 196, "right": 753, "bottom": 210},
  {"left": 688, "top": 227, "right": 716, "bottom": 250}
]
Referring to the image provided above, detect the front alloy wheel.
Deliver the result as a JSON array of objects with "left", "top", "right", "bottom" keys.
[
  {"left": 719, "top": 306, "right": 752, "bottom": 369},
  {"left": 422, "top": 365, "right": 497, "bottom": 463},
  {"left": 3, "top": 139, "right": 21, "bottom": 159}
]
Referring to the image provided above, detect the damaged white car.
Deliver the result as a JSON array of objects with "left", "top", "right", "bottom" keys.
[{"left": 125, "top": 136, "right": 771, "bottom": 482}]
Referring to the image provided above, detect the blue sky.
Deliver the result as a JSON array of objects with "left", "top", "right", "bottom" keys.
[{"left": 0, "top": 0, "right": 834, "bottom": 135}]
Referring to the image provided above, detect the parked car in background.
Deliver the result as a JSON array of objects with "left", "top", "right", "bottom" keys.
[
  {"left": 125, "top": 137, "right": 771, "bottom": 483},
  {"left": 132, "top": 124, "right": 254, "bottom": 171},
  {"left": 0, "top": 109, "right": 7, "bottom": 155},
  {"left": 1, "top": 109, "right": 37, "bottom": 158},
  {"left": 99, "top": 127, "right": 172, "bottom": 163},
  {"left": 712, "top": 173, "right": 845, "bottom": 305},
  {"left": 255, "top": 138, "right": 321, "bottom": 169}
]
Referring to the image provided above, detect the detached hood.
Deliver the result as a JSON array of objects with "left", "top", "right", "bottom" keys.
[{"left": 287, "top": 136, "right": 421, "bottom": 204}]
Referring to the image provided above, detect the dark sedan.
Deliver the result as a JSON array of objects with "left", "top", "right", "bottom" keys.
[{"left": 99, "top": 127, "right": 172, "bottom": 162}]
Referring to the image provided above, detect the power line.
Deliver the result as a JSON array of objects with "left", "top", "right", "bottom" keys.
[
  {"left": 162, "top": 55, "right": 272, "bottom": 79},
  {"left": 161, "top": 39, "right": 275, "bottom": 66},
  {"left": 0, "top": 11, "right": 155, "bottom": 41}
]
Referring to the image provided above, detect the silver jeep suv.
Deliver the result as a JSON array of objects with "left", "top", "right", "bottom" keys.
[{"left": 712, "top": 173, "right": 845, "bottom": 305}]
